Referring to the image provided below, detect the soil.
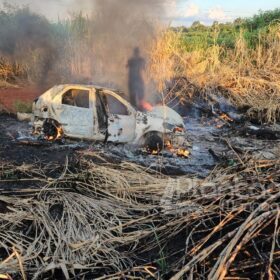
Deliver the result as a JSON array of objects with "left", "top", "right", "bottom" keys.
[{"left": 0, "top": 87, "right": 45, "bottom": 112}]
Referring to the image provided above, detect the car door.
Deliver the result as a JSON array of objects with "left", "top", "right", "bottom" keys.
[
  {"left": 55, "top": 87, "right": 94, "bottom": 138},
  {"left": 101, "top": 91, "right": 136, "bottom": 143}
]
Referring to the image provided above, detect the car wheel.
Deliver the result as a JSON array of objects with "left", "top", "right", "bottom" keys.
[
  {"left": 144, "top": 132, "right": 164, "bottom": 153},
  {"left": 43, "top": 119, "right": 63, "bottom": 142}
]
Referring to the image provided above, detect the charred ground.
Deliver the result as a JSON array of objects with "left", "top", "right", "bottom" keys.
[
  {"left": 1, "top": 108, "right": 280, "bottom": 176},
  {"left": 1, "top": 108, "right": 280, "bottom": 279}
]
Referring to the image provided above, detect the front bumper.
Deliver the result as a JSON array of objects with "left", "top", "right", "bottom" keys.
[{"left": 32, "top": 116, "right": 45, "bottom": 135}]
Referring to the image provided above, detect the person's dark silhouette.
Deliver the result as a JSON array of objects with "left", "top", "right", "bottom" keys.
[{"left": 127, "top": 47, "right": 145, "bottom": 109}]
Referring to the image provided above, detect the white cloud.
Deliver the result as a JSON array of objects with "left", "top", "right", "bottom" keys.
[
  {"left": 165, "top": 0, "right": 180, "bottom": 17},
  {"left": 184, "top": 3, "right": 200, "bottom": 18},
  {"left": 208, "top": 6, "right": 231, "bottom": 22},
  {"left": 166, "top": 1, "right": 199, "bottom": 18}
]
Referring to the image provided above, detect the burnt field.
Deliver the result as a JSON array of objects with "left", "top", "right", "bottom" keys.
[
  {"left": 0, "top": 2, "right": 280, "bottom": 279},
  {"left": 1, "top": 111, "right": 280, "bottom": 279},
  {"left": 2, "top": 110, "right": 279, "bottom": 177}
]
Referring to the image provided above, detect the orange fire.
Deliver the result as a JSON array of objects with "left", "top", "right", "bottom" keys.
[
  {"left": 214, "top": 113, "right": 234, "bottom": 128},
  {"left": 147, "top": 145, "right": 190, "bottom": 158},
  {"left": 140, "top": 101, "right": 153, "bottom": 112},
  {"left": 151, "top": 149, "right": 160, "bottom": 155},
  {"left": 164, "top": 140, "right": 190, "bottom": 158},
  {"left": 173, "top": 127, "right": 184, "bottom": 133},
  {"left": 46, "top": 126, "right": 64, "bottom": 141},
  {"left": 177, "top": 148, "right": 190, "bottom": 158},
  {"left": 219, "top": 113, "right": 233, "bottom": 122},
  {"left": 57, "top": 127, "right": 64, "bottom": 139}
]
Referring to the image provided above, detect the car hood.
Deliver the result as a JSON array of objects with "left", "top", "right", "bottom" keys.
[{"left": 146, "top": 106, "right": 185, "bottom": 127}]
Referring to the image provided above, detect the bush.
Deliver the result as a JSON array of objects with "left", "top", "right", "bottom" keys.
[
  {"left": 244, "top": 8, "right": 280, "bottom": 30},
  {"left": 13, "top": 100, "right": 32, "bottom": 113}
]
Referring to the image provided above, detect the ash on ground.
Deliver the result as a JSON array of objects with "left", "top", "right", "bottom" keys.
[{"left": 1, "top": 113, "right": 279, "bottom": 178}]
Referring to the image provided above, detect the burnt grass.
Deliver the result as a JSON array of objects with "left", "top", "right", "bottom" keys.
[
  {"left": 0, "top": 114, "right": 183, "bottom": 278},
  {"left": 0, "top": 113, "right": 218, "bottom": 179},
  {"left": 0, "top": 114, "right": 80, "bottom": 165},
  {"left": 0, "top": 113, "right": 123, "bottom": 168},
  {"left": 0, "top": 114, "right": 204, "bottom": 279},
  {"left": 1, "top": 113, "right": 280, "bottom": 279}
]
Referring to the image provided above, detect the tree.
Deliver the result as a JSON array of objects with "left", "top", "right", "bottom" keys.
[{"left": 191, "top": 21, "right": 207, "bottom": 31}]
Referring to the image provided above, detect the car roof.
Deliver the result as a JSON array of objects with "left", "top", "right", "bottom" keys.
[
  {"left": 61, "top": 84, "right": 124, "bottom": 94},
  {"left": 43, "top": 84, "right": 127, "bottom": 100}
]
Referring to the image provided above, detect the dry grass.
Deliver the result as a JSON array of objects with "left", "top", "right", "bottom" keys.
[
  {"left": 0, "top": 155, "right": 279, "bottom": 279},
  {"left": 0, "top": 58, "right": 27, "bottom": 85},
  {"left": 149, "top": 24, "right": 280, "bottom": 123}
]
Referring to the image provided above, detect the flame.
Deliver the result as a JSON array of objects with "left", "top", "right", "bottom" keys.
[
  {"left": 219, "top": 113, "right": 233, "bottom": 122},
  {"left": 140, "top": 101, "right": 153, "bottom": 112},
  {"left": 166, "top": 140, "right": 190, "bottom": 158},
  {"left": 57, "top": 127, "right": 64, "bottom": 139},
  {"left": 147, "top": 144, "right": 190, "bottom": 158},
  {"left": 173, "top": 127, "right": 184, "bottom": 133},
  {"left": 177, "top": 148, "right": 190, "bottom": 158},
  {"left": 45, "top": 126, "right": 64, "bottom": 141},
  {"left": 214, "top": 113, "right": 234, "bottom": 128},
  {"left": 151, "top": 149, "right": 160, "bottom": 155}
]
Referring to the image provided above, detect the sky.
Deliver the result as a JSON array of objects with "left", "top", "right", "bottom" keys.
[
  {"left": 171, "top": 0, "right": 280, "bottom": 26},
  {"left": 0, "top": 0, "right": 279, "bottom": 26}
]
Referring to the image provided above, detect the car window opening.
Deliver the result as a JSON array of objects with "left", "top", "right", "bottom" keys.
[
  {"left": 98, "top": 91, "right": 129, "bottom": 116},
  {"left": 107, "top": 95, "right": 129, "bottom": 115},
  {"left": 62, "top": 89, "right": 90, "bottom": 108}
]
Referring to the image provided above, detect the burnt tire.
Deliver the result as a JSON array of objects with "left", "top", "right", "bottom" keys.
[
  {"left": 43, "top": 119, "right": 63, "bottom": 142},
  {"left": 144, "top": 132, "right": 164, "bottom": 153}
]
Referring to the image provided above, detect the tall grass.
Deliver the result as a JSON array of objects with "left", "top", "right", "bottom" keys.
[
  {"left": 149, "top": 20, "right": 280, "bottom": 123},
  {"left": 0, "top": 7, "right": 94, "bottom": 86},
  {"left": 60, "top": 13, "right": 94, "bottom": 80},
  {"left": 0, "top": 6, "right": 280, "bottom": 122}
]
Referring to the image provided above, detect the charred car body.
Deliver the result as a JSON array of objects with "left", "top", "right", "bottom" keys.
[{"left": 32, "top": 85, "right": 186, "bottom": 151}]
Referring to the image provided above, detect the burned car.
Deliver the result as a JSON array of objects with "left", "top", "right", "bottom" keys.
[{"left": 32, "top": 85, "right": 186, "bottom": 152}]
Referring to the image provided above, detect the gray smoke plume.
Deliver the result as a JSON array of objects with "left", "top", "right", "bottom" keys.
[
  {"left": 0, "top": 0, "right": 170, "bottom": 102},
  {"left": 0, "top": 3, "right": 60, "bottom": 85},
  {"left": 89, "top": 0, "right": 169, "bottom": 105}
]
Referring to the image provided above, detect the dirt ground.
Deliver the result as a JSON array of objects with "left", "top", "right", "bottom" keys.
[{"left": 0, "top": 87, "right": 44, "bottom": 112}]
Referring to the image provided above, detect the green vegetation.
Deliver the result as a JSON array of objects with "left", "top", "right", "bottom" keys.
[
  {"left": 0, "top": 5, "right": 279, "bottom": 86},
  {"left": 150, "top": 8, "right": 280, "bottom": 123},
  {"left": 13, "top": 100, "right": 32, "bottom": 113},
  {"left": 172, "top": 8, "right": 280, "bottom": 50},
  {"left": 0, "top": 5, "right": 280, "bottom": 122}
]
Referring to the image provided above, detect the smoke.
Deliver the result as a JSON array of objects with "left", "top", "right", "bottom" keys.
[
  {"left": 0, "top": 0, "right": 171, "bottom": 99},
  {"left": 90, "top": 0, "right": 169, "bottom": 99},
  {"left": 0, "top": 4, "right": 60, "bottom": 85},
  {"left": 0, "top": 0, "right": 92, "bottom": 20}
]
